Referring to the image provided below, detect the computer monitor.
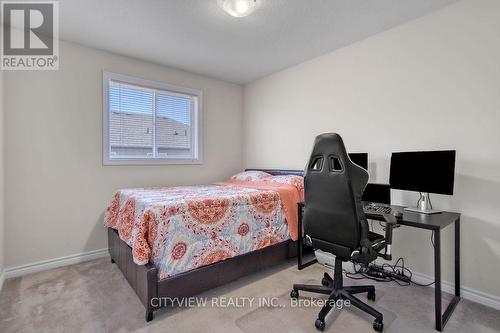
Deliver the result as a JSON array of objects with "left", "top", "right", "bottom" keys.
[
  {"left": 389, "top": 150, "right": 456, "bottom": 214},
  {"left": 362, "top": 183, "right": 391, "bottom": 205},
  {"left": 348, "top": 153, "right": 368, "bottom": 170}
]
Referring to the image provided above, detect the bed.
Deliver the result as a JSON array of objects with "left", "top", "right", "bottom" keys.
[{"left": 105, "top": 169, "right": 304, "bottom": 321}]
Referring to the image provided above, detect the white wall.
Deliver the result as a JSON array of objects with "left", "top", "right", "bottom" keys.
[
  {"left": 3, "top": 41, "right": 244, "bottom": 267},
  {"left": 244, "top": 0, "right": 500, "bottom": 298}
]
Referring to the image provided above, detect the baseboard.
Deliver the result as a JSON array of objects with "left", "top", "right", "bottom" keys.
[
  {"left": 4, "top": 248, "right": 109, "bottom": 279},
  {"left": 410, "top": 271, "right": 500, "bottom": 311}
]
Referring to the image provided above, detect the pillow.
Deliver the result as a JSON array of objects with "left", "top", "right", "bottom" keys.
[
  {"left": 230, "top": 170, "right": 272, "bottom": 182},
  {"left": 263, "top": 175, "right": 304, "bottom": 191}
]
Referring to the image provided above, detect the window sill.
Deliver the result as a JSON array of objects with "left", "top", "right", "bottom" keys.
[{"left": 103, "top": 158, "right": 203, "bottom": 166}]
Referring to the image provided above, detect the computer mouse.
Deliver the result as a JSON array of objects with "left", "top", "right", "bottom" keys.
[{"left": 393, "top": 210, "right": 403, "bottom": 218}]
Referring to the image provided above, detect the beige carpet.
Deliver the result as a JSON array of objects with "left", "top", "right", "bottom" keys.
[{"left": 1, "top": 258, "right": 499, "bottom": 333}]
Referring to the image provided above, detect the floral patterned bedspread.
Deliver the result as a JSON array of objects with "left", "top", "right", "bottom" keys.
[{"left": 105, "top": 184, "right": 297, "bottom": 280}]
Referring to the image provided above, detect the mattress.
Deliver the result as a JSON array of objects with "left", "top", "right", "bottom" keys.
[{"left": 105, "top": 182, "right": 301, "bottom": 280}]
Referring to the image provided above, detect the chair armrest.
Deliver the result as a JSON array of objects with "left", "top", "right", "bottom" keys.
[
  {"left": 381, "top": 213, "right": 397, "bottom": 225},
  {"left": 380, "top": 214, "right": 397, "bottom": 244},
  {"left": 379, "top": 214, "right": 397, "bottom": 260}
]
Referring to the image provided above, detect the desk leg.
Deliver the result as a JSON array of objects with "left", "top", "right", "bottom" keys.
[
  {"left": 297, "top": 204, "right": 317, "bottom": 270},
  {"left": 434, "top": 229, "right": 442, "bottom": 331},
  {"left": 455, "top": 218, "right": 460, "bottom": 297},
  {"left": 435, "top": 219, "right": 461, "bottom": 331}
]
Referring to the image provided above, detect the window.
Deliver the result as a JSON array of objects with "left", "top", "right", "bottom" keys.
[{"left": 103, "top": 72, "right": 202, "bottom": 165}]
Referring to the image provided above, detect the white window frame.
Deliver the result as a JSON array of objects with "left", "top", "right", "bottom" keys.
[{"left": 102, "top": 71, "right": 203, "bottom": 165}]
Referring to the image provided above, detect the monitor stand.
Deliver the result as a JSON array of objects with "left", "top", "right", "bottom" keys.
[{"left": 404, "top": 192, "right": 442, "bottom": 214}]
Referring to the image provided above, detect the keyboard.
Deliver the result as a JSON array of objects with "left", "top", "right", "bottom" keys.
[{"left": 363, "top": 203, "right": 393, "bottom": 215}]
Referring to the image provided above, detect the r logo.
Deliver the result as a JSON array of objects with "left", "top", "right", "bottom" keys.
[{"left": 2, "top": 2, "right": 54, "bottom": 55}]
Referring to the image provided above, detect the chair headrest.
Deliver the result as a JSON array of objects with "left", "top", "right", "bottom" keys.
[{"left": 307, "top": 133, "right": 354, "bottom": 174}]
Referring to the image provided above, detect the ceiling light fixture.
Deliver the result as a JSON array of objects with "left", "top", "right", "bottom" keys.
[{"left": 217, "top": 0, "right": 259, "bottom": 18}]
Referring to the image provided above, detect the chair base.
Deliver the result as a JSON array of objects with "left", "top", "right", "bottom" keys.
[{"left": 291, "top": 257, "right": 384, "bottom": 332}]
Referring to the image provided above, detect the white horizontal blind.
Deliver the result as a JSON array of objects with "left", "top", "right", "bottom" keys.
[
  {"left": 106, "top": 78, "right": 198, "bottom": 162},
  {"left": 109, "top": 81, "right": 154, "bottom": 158},
  {"left": 156, "top": 93, "right": 193, "bottom": 158}
]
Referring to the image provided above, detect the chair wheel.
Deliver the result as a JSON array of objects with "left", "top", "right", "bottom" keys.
[
  {"left": 315, "top": 319, "right": 325, "bottom": 331},
  {"left": 321, "top": 276, "right": 330, "bottom": 286},
  {"left": 367, "top": 291, "right": 376, "bottom": 301},
  {"left": 373, "top": 320, "right": 383, "bottom": 332},
  {"left": 290, "top": 290, "right": 299, "bottom": 299}
]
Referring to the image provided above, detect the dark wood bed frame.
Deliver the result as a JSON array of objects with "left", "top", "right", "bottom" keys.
[{"left": 108, "top": 169, "right": 303, "bottom": 322}]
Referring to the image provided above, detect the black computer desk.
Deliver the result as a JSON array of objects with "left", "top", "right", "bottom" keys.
[{"left": 297, "top": 203, "right": 461, "bottom": 332}]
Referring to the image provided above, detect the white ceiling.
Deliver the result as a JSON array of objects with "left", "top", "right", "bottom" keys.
[{"left": 54, "top": 0, "right": 456, "bottom": 84}]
